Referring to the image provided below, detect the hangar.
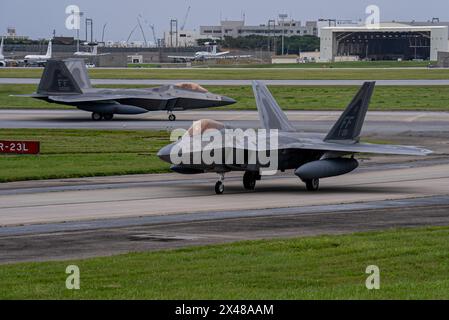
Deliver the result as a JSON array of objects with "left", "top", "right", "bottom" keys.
[{"left": 320, "top": 22, "right": 449, "bottom": 62}]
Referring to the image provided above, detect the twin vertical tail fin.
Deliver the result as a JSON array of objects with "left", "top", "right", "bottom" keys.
[
  {"left": 0, "top": 37, "right": 4, "bottom": 59},
  {"left": 37, "top": 60, "right": 82, "bottom": 95},
  {"left": 324, "top": 82, "right": 376, "bottom": 143},
  {"left": 45, "top": 40, "right": 52, "bottom": 58},
  {"left": 252, "top": 80, "right": 296, "bottom": 132},
  {"left": 64, "top": 59, "right": 92, "bottom": 90}
]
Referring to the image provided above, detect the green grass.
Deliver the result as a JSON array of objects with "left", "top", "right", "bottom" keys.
[
  {"left": 204, "top": 60, "right": 433, "bottom": 69},
  {"left": 210, "top": 85, "right": 449, "bottom": 111},
  {"left": 0, "top": 226, "right": 448, "bottom": 299},
  {"left": 127, "top": 63, "right": 163, "bottom": 68},
  {"left": 0, "top": 129, "right": 170, "bottom": 182},
  {"left": 3, "top": 84, "right": 449, "bottom": 111},
  {"left": 2, "top": 67, "right": 449, "bottom": 80}
]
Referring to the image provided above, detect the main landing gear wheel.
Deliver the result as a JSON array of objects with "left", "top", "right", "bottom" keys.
[
  {"left": 168, "top": 114, "right": 176, "bottom": 121},
  {"left": 103, "top": 114, "right": 114, "bottom": 121},
  {"left": 215, "top": 181, "right": 224, "bottom": 195},
  {"left": 91, "top": 112, "right": 102, "bottom": 121},
  {"left": 305, "top": 178, "right": 320, "bottom": 192},
  {"left": 243, "top": 171, "right": 259, "bottom": 191},
  {"left": 215, "top": 173, "right": 225, "bottom": 195}
]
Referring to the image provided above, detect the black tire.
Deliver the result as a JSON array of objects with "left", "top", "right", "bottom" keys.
[
  {"left": 215, "top": 181, "right": 224, "bottom": 195},
  {"left": 169, "top": 114, "right": 176, "bottom": 121},
  {"left": 243, "top": 171, "right": 257, "bottom": 190},
  {"left": 103, "top": 114, "right": 114, "bottom": 121},
  {"left": 91, "top": 112, "right": 102, "bottom": 121},
  {"left": 305, "top": 178, "right": 319, "bottom": 191}
]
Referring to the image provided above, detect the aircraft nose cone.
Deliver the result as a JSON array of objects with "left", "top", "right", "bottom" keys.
[
  {"left": 157, "top": 144, "right": 174, "bottom": 164},
  {"left": 220, "top": 96, "right": 237, "bottom": 106}
]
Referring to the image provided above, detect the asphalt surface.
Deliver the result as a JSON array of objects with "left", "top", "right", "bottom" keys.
[
  {"left": 1, "top": 158, "right": 449, "bottom": 263},
  {"left": 1, "top": 109, "right": 449, "bottom": 263},
  {"left": 2, "top": 199, "right": 449, "bottom": 264},
  {"left": 2, "top": 110, "right": 449, "bottom": 133},
  {"left": 3, "top": 78, "right": 449, "bottom": 86}
]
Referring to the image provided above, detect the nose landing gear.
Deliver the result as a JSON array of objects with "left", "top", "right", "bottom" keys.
[{"left": 168, "top": 112, "right": 176, "bottom": 121}]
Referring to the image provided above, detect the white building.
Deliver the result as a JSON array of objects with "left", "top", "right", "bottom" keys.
[
  {"left": 200, "top": 20, "right": 318, "bottom": 39},
  {"left": 163, "top": 30, "right": 201, "bottom": 47}
]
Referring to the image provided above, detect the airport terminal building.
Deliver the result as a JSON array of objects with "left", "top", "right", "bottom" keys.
[
  {"left": 320, "top": 22, "right": 449, "bottom": 61},
  {"left": 200, "top": 20, "right": 318, "bottom": 39}
]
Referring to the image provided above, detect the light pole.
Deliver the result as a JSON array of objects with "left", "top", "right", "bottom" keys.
[{"left": 279, "top": 14, "right": 288, "bottom": 55}]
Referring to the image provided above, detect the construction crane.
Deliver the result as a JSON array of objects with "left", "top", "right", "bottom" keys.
[
  {"left": 126, "top": 25, "right": 139, "bottom": 44},
  {"left": 150, "top": 24, "right": 157, "bottom": 47},
  {"left": 138, "top": 16, "right": 158, "bottom": 47},
  {"left": 180, "top": 6, "right": 191, "bottom": 31},
  {"left": 137, "top": 15, "right": 148, "bottom": 47}
]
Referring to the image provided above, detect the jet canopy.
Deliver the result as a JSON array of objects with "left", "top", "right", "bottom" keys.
[
  {"left": 175, "top": 82, "right": 208, "bottom": 93},
  {"left": 186, "top": 119, "right": 225, "bottom": 136}
]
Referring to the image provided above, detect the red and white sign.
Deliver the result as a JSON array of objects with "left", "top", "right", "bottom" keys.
[{"left": 0, "top": 140, "right": 40, "bottom": 155}]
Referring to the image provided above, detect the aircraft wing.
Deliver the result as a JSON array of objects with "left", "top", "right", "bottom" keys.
[
  {"left": 277, "top": 140, "right": 432, "bottom": 156},
  {"left": 168, "top": 55, "right": 196, "bottom": 61},
  {"left": 47, "top": 94, "right": 175, "bottom": 103}
]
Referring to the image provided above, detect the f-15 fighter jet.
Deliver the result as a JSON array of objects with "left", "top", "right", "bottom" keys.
[
  {"left": 158, "top": 81, "right": 432, "bottom": 194},
  {"left": 17, "top": 59, "right": 236, "bottom": 121}
]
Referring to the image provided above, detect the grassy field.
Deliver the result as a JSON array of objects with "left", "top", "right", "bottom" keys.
[
  {"left": 2, "top": 84, "right": 449, "bottom": 111},
  {"left": 2, "top": 67, "right": 449, "bottom": 80},
  {"left": 0, "top": 129, "right": 171, "bottom": 182},
  {"left": 130, "top": 61, "right": 432, "bottom": 69},
  {"left": 203, "top": 60, "right": 433, "bottom": 69},
  {"left": 0, "top": 226, "right": 448, "bottom": 299}
]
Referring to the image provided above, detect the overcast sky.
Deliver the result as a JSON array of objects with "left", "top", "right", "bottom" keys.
[{"left": 1, "top": 0, "right": 448, "bottom": 42}]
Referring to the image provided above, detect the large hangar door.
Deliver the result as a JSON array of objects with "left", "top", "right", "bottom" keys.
[{"left": 335, "top": 31, "right": 431, "bottom": 60}]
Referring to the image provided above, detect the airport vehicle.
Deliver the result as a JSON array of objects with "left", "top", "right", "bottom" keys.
[
  {"left": 168, "top": 43, "right": 230, "bottom": 62},
  {"left": 24, "top": 40, "right": 52, "bottom": 66},
  {"left": 158, "top": 81, "right": 432, "bottom": 194},
  {"left": 74, "top": 45, "right": 110, "bottom": 57},
  {"left": 16, "top": 59, "right": 236, "bottom": 121}
]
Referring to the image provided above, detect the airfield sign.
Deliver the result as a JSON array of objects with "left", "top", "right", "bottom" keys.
[{"left": 0, "top": 140, "right": 40, "bottom": 155}]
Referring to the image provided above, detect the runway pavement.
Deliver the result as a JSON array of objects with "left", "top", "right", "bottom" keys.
[
  {"left": 3, "top": 78, "right": 449, "bottom": 86},
  {"left": 1, "top": 108, "right": 449, "bottom": 263},
  {"left": 2, "top": 109, "right": 449, "bottom": 133},
  {"left": 3, "top": 161, "right": 449, "bottom": 227},
  {"left": 1, "top": 158, "right": 449, "bottom": 263}
]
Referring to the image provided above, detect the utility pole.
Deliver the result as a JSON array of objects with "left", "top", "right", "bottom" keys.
[
  {"left": 279, "top": 14, "right": 288, "bottom": 55},
  {"left": 76, "top": 12, "right": 84, "bottom": 52},
  {"left": 268, "top": 19, "right": 276, "bottom": 53},
  {"left": 85, "top": 18, "right": 93, "bottom": 43},
  {"left": 170, "top": 19, "right": 178, "bottom": 47}
]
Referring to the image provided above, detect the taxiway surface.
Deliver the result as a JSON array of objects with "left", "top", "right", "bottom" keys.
[
  {"left": 3, "top": 78, "right": 449, "bottom": 86},
  {"left": 1, "top": 110, "right": 449, "bottom": 133},
  {"left": 1, "top": 158, "right": 449, "bottom": 263}
]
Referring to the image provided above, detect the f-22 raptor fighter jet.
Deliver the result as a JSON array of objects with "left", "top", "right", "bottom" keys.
[
  {"left": 17, "top": 59, "right": 236, "bottom": 121},
  {"left": 158, "top": 81, "right": 432, "bottom": 194}
]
